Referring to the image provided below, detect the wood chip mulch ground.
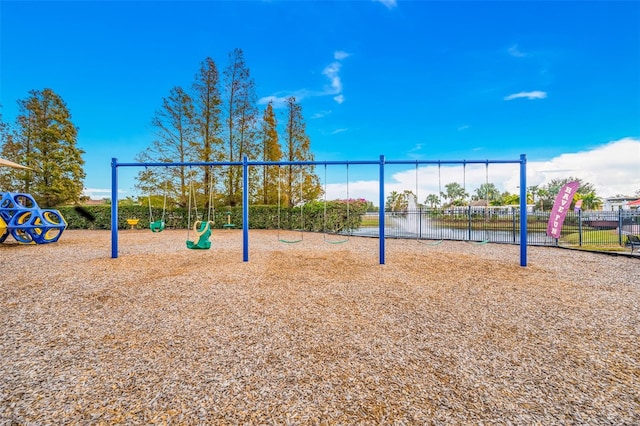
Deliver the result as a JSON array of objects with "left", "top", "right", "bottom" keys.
[{"left": 1, "top": 229, "right": 639, "bottom": 425}]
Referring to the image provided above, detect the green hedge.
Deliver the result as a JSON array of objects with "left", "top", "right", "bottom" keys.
[
  {"left": 59, "top": 205, "right": 114, "bottom": 230},
  {"left": 59, "top": 200, "right": 367, "bottom": 232}
]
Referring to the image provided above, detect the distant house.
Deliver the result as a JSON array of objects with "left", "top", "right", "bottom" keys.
[
  {"left": 602, "top": 196, "right": 637, "bottom": 211},
  {"left": 627, "top": 199, "right": 640, "bottom": 209},
  {"left": 456, "top": 201, "right": 535, "bottom": 213},
  {"left": 84, "top": 198, "right": 109, "bottom": 206}
]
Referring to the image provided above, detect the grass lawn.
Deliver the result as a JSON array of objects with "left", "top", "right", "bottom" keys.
[
  {"left": 562, "top": 229, "right": 629, "bottom": 251},
  {"left": 359, "top": 214, "right": 379, "bottom": 227}
]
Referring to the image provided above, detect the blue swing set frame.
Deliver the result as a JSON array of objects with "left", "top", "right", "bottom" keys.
[{"left": 111, "top": 154, "right": 528, "bottom": 266}]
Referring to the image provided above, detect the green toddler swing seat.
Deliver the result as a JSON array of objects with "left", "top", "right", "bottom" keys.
[
  {"left": 147, "top": 180, "right": 168, "bottom": 233},
  {"left": 150, "top": 220, "right": 165, "bottom": 233},
  {"left": 185, "top": 171, "right": 216, "bottom": 250},
  {"left": 186, "top": 220, "right": 213, "bottom": 250}
]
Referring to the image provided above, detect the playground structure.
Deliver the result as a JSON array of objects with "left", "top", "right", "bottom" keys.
[
  {"left": 110, "top": 155, "right": 528, "bottom": 265},
  {"left": 0, "top": 192, "right": 67, "bottom": 244},
  {"left": 223, "top": 211, "right": 236, "bottom": 229}
]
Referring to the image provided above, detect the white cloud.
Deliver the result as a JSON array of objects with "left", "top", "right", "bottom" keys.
[
  {"left": 257, "top": 88, "right": 312, "bottom": 107},
  {"left": 508, "top": 44, "right": 527, "bottom": 58},
  {"left": 458, "top": 125, "right": 470, "bottom": 131},
  {"left": 331, "top": 128, "right": 348, "bottom": 135},
  {"left": 259, "top": 52, "right": 350, "bottom": 108},
  {"left": 257, "top": 95, "right": 290, "bottom": 108},
  {"left": 312, "top": 110, "right": 332, "bottom": 119},
  {"left": 374, "top": 0, "right": 397, "bottom": 9},
  {"left": 322, "top": 62, "right": 343, "bottom": 93},
  {"left": 504, "top": 91, "right": 547, "bottom": 101},
  {"left": 323, "top": 138, "right": 640, "bottom": 206},
  {"left": 334, "top": 51, "right": 351, "bottom": 60},
  {"left": 406, "top": 143, "right": 423, "bottom": 159},
  {"left": 527, "top": 137, "right": 640, "bottom": 198},
  {"left": 325, "top": 179, "right": 379, "bottom": 203},
  {"left": 83, "top": 187, "right": 126, "bottom": 199},
  {"left": 322, "top": 58, "right": 348, "bottom": 104}
]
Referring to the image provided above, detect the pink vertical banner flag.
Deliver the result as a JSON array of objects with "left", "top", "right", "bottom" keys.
[
  {"left": 547, "top": 181, "right": 580, "bottom": 238},
  {"left": 574, "top": 199, "right": 583, "bottom": 212}
]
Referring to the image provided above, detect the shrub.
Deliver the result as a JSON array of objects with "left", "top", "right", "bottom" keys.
[{"left": 58, "top": 201, "right": 366, "bottom": 232}]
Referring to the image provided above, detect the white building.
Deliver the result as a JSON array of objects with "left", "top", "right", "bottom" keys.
[{"left": 602, "top": 196, "right": 637, "bottom": 211}]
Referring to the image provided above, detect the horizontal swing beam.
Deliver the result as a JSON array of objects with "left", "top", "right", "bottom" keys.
[
  {"left": 111, "top": 154, "right": 527, "bottom": 267},
  {"left": 113, "top": 159, "right": 523, "bottom": 169}
]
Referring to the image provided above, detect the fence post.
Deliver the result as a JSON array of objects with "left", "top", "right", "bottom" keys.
[
  {"left": 618, "top": 209, "right": 623, "bottom": 245},
  {"left": 578, "top": 209, "right": 583, "bottom": 247},
  {"left": 468, "top": 205, "right": 472, "bottom": 241}
]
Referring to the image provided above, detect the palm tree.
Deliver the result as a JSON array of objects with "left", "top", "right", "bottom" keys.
[
  {"left": 442, "top": 182, "right": 468, "bottom": 206},
  {"left": 536, "top": 188, "right": 549, "bottom": 211},
  {"left": 386, "top": 191, "right": 402, "bottom": 213},
  {"left": 475, "top": 183, "right": 500, "bottom": 204},
  {"left": 579, "top": 192, "right": 603, "bottom": 210},
  {"left": 425, "top": 194, "right": 440, "bottom": 208},
  {"left": 527, "top": 185, "right": 539, "bottom": 206}
]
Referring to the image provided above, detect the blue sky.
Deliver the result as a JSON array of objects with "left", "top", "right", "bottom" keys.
[{"left": 1, "top": 0, "right": 639, "bottom": 204}]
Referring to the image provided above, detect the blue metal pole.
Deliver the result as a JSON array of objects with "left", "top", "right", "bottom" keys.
[
  {"left": 379, "top": 155, "right": 385, "bottom": 265},
  {"left": 111, "top": 158, "right": 118, "bottom": 258},
  {"left": 519, "top": 154, "right": 527, "bottom": 266},
  {"left": 243, "top": 156, "right": 249, "bottom": 262}
]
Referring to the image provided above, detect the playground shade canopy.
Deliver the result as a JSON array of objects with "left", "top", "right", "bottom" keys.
[{"left": 0, "top": 158, "right": 32, "bottom": 170}]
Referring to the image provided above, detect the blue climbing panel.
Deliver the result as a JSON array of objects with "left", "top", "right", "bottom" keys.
[{"left": 0, "top": 192, "right": 67, "bottom": 244}]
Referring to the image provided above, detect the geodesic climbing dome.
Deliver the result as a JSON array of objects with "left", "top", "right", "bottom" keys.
[{"left": 0, "top": 192, "right": 67, "bottom": 244}]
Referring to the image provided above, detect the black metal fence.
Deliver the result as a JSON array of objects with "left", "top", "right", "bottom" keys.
[{"left": 352, "top": 208, "right": 640, "bottom": 251}]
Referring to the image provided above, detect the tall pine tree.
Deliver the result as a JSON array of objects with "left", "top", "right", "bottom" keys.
[
  {"left": 283, "top": 97, "right": 321, "bottom": 208},
  {"left": 136, "top": 86, "right": 197, "bottom": 206},
  {"left": 258, "top": 101, "right": 281, "bottom": 204},
  {"left": 0, "top": 89, "right": 85, "bottom": 206},
  {"left": 222, "top": 48, "right": 258, "bottom": 206},
  {"left": 0, "top": 109, "right": 21, "bottom": 190},
  {"left": 192, "top": 57, "right": 223, "bottom": 204}
]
